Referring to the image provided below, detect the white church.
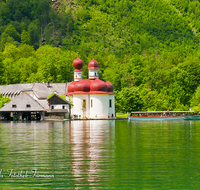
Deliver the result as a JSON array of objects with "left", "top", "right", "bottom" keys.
[
  {"left": 0, "top": 56, "right": 115, "bottom": 120},
  {"left": 66, "top": 57, "right": 115, "bottom": 119}
]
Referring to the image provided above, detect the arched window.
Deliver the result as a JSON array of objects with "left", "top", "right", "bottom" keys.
[
  {"left": 83, "top": 99, "right": 86, "bottom": 109},
  {"left": 109, "top": 99, "right": 112, "bottom": 108}
]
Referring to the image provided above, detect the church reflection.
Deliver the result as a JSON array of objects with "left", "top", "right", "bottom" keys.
[
  {"left": 0, "top": 120, "right": 115, "bottom": 187},
  {"left": 68, "top": 120, "right": 115, "bottom": 185}
]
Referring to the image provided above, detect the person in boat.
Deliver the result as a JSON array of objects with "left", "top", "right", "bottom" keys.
[{"left": 163, "top": 112, "right": 167, "bottom": 117}]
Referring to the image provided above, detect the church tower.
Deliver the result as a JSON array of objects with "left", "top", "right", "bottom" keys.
[
  {"left": 88, "top": 58, "right": 99, "bottom": 79},
  {"left": 73, "top": 57, "right": 83, "bottom": 81},
  {"left": 67, "top": 56, "right": 115, "bottom": 119}
]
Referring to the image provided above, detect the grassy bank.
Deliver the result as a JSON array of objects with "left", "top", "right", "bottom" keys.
[{"left": 116, "top": 113, "right": 128, "bottom": 118}]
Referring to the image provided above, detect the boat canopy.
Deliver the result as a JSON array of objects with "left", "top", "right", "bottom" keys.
[{"left": 131, "top": 111, "right": 195, "bottom": 114}]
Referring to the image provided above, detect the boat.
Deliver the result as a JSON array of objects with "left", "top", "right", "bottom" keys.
[{"left": 129, "top": 111, "right": 200, "bottom": 121}]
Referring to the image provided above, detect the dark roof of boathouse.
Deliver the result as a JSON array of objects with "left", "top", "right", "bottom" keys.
[
  {"left": 0, "top": 93, "right": 45, "bottom": 112},
  {"left": 47, "top": 94, "right": 73, "bottom": 106}
]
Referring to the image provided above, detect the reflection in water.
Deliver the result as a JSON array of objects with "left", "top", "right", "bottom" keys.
[
  {"left": 69, "top": 120, "right": 115, "bottom": 187},
  {"left": 0, "top": 120, "right": 116, "bottom": 189},
  {"left": 0, "top": 120, "right": 200, "bottom": 189}
]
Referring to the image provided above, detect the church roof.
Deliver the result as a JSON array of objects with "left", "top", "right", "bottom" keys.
[
  {"left": 88, "top": 58, "right": 99, "bottom": 69},
  {"left": 68, "top": 57, "right": 114, "bottom": 95},
  {"left": 73, "top": 57, "right": 83, "bottom": 70},
  {"left": 67, "top": 78, "right": 114, "bottom": 95}
]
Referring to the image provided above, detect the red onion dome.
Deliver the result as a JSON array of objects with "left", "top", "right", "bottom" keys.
[
  {"left": 88, "top": 58, "right": 99, "bottom": 69},
  {"left": 90, "top": 79, "right": 108, "bottom": 92},
  {"left": 73, "top": 57, "right": 83, "bottom": 70},
  {"left": 67, "top": 81, "right": 77, "bottom": 93},
  {"left": 74, "top": 79, "right": 91, "bottom": 92},
  {"left": 106, "top": 81, "right": 113, "bottom": 92}
]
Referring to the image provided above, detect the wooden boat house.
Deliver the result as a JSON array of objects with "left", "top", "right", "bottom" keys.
[{"left": 0, "top": 82, "right": 73, "bottom": 120}]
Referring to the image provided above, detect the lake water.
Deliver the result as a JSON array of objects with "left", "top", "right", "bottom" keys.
[{"left": 0, "top": 120, "right": 200, "bottom": 189}]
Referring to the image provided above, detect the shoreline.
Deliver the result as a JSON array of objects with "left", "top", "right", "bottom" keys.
[
  {"left": 46, "top": 117, "right": 128, "bottom": 121},
  {"left": 0, "top": 117, "right": 128, "bottom": 122}
]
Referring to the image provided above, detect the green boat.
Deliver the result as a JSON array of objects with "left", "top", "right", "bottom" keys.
[{"left": 129, "top": 111, "right": 200, "bottom": 121}]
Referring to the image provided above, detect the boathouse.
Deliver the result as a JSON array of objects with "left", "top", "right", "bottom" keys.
[
  {"left": 0, "top": 83, "right": 72, "bottom": 120},
  {"left": 0, "top": 93, "right": 45, "bottom": 120},
  {"left": 46, "top": 93, "right": 72, "bottom": 119}
]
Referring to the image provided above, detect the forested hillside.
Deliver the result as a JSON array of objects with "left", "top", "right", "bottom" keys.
[{"left": 1, "top": 0, "right": 200, "bottom": 112}]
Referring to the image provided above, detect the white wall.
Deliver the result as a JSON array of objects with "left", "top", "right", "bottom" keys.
[
  {"left": 71, "top": 94, "right": 115, "bottom": 119},
  {"left": 74, "top": 71, "right": 82, "bottom": 81},
  {"left": 50, "top": 104, "right": 70, "bottom": 110},
  {"left": 108, "top": 95, "right": 115, "bottom": 117},
  {"left": 88, "top": 69, "right": 99, "bottom": 79},
  {"left": 90, "top": 94, "right": 109, "bottom": 118},
  {"left": 71, "top": 95, "right": 90, "bottom": 118}
]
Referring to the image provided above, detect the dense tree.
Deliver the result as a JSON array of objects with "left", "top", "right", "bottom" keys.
[
  {"left": 34, "top": 45, "right": 75, "bottom": 83},
  {"left": 21, "top": 30, "right": 31, "bottom": 44},
  {"left": 190, "top": 86, "right": 200, "bottom": 112},
  {"left": 115, "top": 87, "right": 143, "bottom": 112},
  {"left": 0, "top": 0, "right": 200, "bottom": 112},
  {"left": 0, "top": 94, "right": 11, "bottom": 108}
]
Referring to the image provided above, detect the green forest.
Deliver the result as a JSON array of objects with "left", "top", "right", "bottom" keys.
[{"left": 1, "top": 0, "right": 200, "bottom": 112}]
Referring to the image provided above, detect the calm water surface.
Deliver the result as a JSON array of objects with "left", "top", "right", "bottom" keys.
[{"left": 0, "top": 120, "right": 200, "bottom": 189}]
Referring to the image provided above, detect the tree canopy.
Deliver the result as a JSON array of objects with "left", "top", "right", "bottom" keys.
[{"left": 1, "top": 0, "right": 200, "bottom": 112}]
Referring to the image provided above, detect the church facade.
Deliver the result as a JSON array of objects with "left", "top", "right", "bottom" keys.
[{"left": 66, "top": 57, "right": 115, "bottom": 119}]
